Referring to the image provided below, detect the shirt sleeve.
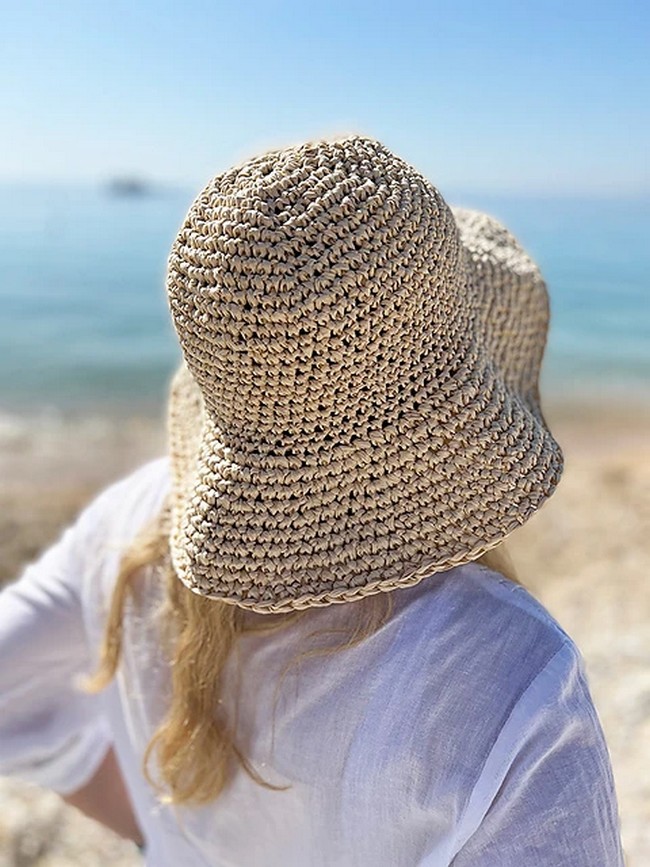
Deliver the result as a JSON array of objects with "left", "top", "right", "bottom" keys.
[
  {"left": 448, "top": 641, "right": 625, "bottom": 866},
  {"left": 0, "top": 497, "right": 112, "bottom": 796}
]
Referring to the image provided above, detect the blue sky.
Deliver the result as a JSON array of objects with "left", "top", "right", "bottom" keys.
[{"left": 2, "top": 0, "right": 649, "bottom": 195}]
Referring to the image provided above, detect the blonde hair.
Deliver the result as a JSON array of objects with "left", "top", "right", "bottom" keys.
[{"left": 88, "top": 506, "right": 519, "bottom": 806}]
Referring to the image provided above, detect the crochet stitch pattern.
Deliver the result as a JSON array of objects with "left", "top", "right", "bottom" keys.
[{"left": 166, "top": 136, "right": 563, "bottom": 612}]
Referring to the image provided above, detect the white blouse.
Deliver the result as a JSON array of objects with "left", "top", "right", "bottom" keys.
[{"left": 0, "top": 458, "right": 624, "bottom": 866}]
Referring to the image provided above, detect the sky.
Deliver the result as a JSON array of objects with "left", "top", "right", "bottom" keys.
[{"left": 2, "top": 0, "right": 649, "bottom": 195}]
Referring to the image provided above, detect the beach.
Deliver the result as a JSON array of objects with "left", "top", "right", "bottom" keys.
[
  {"left": 0, "top": 398, "right": 648, "bottom": 865},
  {"left": 2, "top": 0, "right": 649, "bottom": 858}
]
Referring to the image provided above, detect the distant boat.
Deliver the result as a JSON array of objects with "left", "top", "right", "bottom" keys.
[{"left": 106, "top": 177, "right": 154, "bottom": 197}]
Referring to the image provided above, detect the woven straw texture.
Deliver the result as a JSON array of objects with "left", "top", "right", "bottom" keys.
[{"left": 166, "top": 136, "right": 563, "bottom": 613}]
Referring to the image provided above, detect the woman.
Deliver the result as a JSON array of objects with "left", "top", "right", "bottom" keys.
[{"left": 0, "top": 136, "right": 624, "bottom": 865}]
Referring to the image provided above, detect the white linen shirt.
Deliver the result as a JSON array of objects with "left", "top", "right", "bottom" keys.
[{"left": 0, "top": 458, "right": 624, "bottom": 866}]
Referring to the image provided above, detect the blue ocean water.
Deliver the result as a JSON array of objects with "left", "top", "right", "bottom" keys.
[{"left": 0, "top": 184, "right": 648, "bottom": 414}]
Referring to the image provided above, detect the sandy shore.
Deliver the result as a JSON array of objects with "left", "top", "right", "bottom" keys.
[{"left": 0, "top": 400, "right": 648, "bottom": 865}]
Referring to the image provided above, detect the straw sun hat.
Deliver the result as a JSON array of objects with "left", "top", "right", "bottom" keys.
[{"left": 166, "top": 135, "right": 563, "bottom": 614}]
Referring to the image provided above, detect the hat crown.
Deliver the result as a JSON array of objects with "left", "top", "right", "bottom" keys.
[{"left": 167, "top": 136, "right": 472, "bottom": 446}]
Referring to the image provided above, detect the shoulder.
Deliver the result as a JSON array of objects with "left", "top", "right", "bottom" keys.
[
  {"left": 57, "top": 456, "right": 170, "bottom": 630},
  {"left": 331, "top": 564, "right": 590, "bottom": 841},
  {"left": 375, "top": 563, "right": 584, "bottom": 768},
  {"left": 56, "top": 456, "right": 170, "bottom": 603},
  {"left": 435, "top": 572, "right": 621, "bottom": 863},
  {"left": 85, "top": 455, "right": 170, "bottom": 516},
  {"left": 75, "top": 456, "right": 171, "bottom": 546},
  {"left": 399, "top": 562, "right": 575, "bottom": 671},
  {"left": 9, "top": 456, "right": 170, "bottom": 591},
  {"left": 78, "top": 453, "right": 171, "bottom": 558}
]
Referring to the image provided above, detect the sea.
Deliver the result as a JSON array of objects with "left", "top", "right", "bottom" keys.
[{"left": 0, "top": 184, "right": 648, "bottom": 420}]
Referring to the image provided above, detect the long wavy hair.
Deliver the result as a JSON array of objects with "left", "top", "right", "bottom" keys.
[{"left": 88, "top": 502, "right": 519, "bottom": 806}]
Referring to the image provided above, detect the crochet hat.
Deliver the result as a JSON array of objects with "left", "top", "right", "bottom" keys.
[{"left": 166, "top": 135, "right": 563, "bottom": 613}]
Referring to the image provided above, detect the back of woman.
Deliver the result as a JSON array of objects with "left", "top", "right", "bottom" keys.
[{"left": 0, "top": 136, "right": 624, "bottom": 865}]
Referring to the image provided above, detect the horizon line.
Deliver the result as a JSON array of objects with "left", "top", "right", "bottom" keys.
[{"left": 0, "top": 176, "right": 648, "bottom": 202}]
